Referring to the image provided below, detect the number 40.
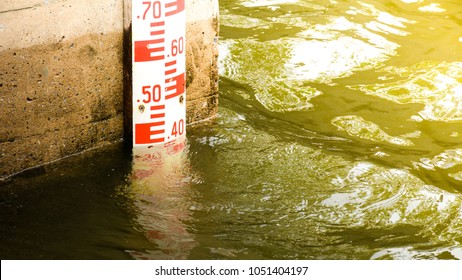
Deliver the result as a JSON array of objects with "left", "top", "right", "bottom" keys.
[{"left": 171, "top": 119, "right": 185, "bottom": 137}]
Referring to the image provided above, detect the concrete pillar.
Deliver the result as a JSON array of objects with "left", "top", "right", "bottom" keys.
[{"left": 0, "top": 0, "right": 219, "bottom": 181}]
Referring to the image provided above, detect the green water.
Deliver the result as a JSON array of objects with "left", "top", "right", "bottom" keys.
[{"left": 1, "top": 0, "right": 462, "bottom": 259}]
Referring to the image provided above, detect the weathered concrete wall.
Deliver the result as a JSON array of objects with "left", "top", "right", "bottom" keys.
[
  {"left": 1, "top": 0, "right": 219, "bottom": 180},
  {"left": 1, "top": 0, "right": 125, "bottom": 180}
]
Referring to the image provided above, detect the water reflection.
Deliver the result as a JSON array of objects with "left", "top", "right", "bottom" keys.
[
  {"left": 219, "top": 0, "right": 413, "bottom": 113},
  {"left": 418, "top": 3, "right": 446, "bottom": 13},
  {"left": 208, "top": 0, "right": 462, "bottom": 259},
  {"left": 332, "top": 115, "right": 415, "bottom": 147},
  {"left": 124, "top": 138, "right": 197, "bottom": 259},
  {"left": 219, "top": 0, "right": 462, "bottom": 190},
  {"left": 353, "top": 61, "right": 462, "bottom": 122}
]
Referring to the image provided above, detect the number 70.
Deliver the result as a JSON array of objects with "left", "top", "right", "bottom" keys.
[{"left": 142, "top": 1, "right": 162, "bottom": 20}]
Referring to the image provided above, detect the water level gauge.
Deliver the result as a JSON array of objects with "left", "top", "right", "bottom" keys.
[{"left": 132, "top": 0, "right": 186, "bottom": 146}]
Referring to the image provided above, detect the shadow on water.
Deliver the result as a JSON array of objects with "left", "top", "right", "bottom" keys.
[
  {"left": 0, "top": 144, "right": 157, "bottom": 259},
  {"left": 0, "top": 140, "right": 197, "bottom": 260}
]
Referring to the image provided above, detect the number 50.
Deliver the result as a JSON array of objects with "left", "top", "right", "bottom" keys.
[{"left": 142, "top": 85, "right": 162, "bottom": 103}]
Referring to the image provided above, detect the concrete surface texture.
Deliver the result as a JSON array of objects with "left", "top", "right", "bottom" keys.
[
  {"left": 0, "top": 0, "right": 219, "bottom": 180},
  {"left": 186, "top": 0, "right": 219, "bottom": 125}
]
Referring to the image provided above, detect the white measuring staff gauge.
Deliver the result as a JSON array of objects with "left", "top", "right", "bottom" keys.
[{"left": 132, "top": 0, "right": 186, "bottom": 147}]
